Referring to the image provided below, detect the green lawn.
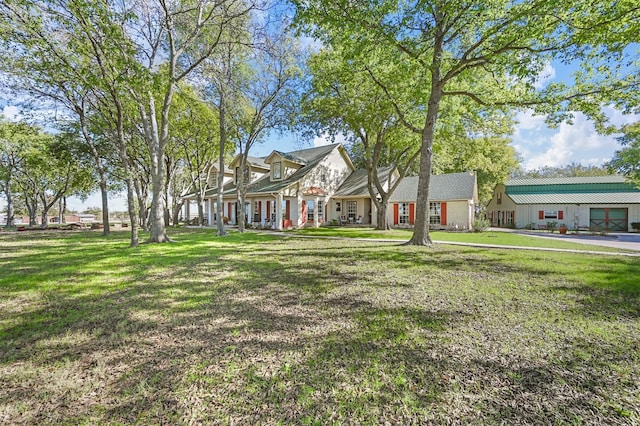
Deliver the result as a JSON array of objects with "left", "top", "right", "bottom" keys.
[{"left": 1, "top": 229, "right": 639, "bottom": 424}]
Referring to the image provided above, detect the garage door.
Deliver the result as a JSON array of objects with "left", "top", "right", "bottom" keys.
[{"left": 590, "top": 208, "right": 628, "bottom": 231}]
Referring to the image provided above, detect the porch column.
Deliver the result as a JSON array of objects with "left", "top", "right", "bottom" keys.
[
  {"left": 208, "top": 198, "right": 213, "bottom": 225},
  {"left": 275, "top": 193, "right": 283, "bottom": 230},
  {"left": 315, "top": 196, "right": 320, "bottom": 228},
  {"left": 185, "top": 201, "right": 190, "bottom": 224}
]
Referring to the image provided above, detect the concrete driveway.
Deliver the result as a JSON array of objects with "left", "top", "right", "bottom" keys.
[{"left": 506, "top": 229, "right": 640, "bottom": 251}]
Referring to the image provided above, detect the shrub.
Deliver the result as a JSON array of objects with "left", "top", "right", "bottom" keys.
[{"left": 472, "top": 218, "right": 490, "bottom": 232}]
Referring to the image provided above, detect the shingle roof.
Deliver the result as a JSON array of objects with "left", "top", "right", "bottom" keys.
[
  {"left": 333, "top": 167, "right": 395, "bottom": 197},
  {"left": 224, "top": 144, "right": 341, "bottom": 196},
  {"left": 389, "top": 172, "right": 477, "bottom": 202}
]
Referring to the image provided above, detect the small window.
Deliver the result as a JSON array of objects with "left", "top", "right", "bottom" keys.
[
  {"left": 335, "top": 202, "right": 341, "bottom": 212},
  {"left": 429, "top": 202, "right": 441, "bottom": 225},
  {"left": 497, "top": 192, "right": 502, "bottom": 205},
  {"left": 544, "top": 210, "right": 558, "bottom": 219},
  {"left": 272, "top": 162, "right": 282, "bottom": 180},
  {"left": 307, "top": 200, "right": 315, "bottom": 221},
  {"left": 317, "top": 200, "right": 324, "bottom": 221},
  {"left": 399, "top": 203, "right": 410, "bottom": 224}
]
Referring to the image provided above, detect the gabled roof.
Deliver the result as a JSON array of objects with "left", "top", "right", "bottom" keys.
[
  {"left": 389, "top": 172, "right": 477, "bottom": 202},
  {"left": 264, "top": 150, "right": 307, "bottom": 166},
  {"left": 503, "top": 175, "right": 640, "bottom": 205},
  {"left": 229, "top": 154, "right": 269, "bottom": 171},
  {"left": 223, "top": 144, "right": 343, "bottom": 196},
  {"left": 334, "top": 167, "right": 396, "bottom": 197}
]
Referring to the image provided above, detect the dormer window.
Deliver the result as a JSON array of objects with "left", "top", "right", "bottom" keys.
[{"left": 272, "top": 161, "right": 282, "bottom": 180}]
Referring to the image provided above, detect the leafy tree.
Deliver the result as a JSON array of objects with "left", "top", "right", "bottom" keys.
[
  {"left": 515, "top": 162, "right": 611, "bottom": 179},
  {"left": 294, "top": 0, "right": 640, "bottom": 245},
  {"left": 229, "top": 30, "right": 303, "bottom": 232},
  {"left": 607, "top": 122, "right": 640, "bottom": 187},
  {"left": 303, "top": 47, "right": 421, "bottom": 230},
  {"left": 170, "top": 86, "right": 222, "bottom": 227}
]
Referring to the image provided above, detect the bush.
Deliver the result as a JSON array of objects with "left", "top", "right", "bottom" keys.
[{"left": 472, "top": 218, "right": 490, "bottom": 232}]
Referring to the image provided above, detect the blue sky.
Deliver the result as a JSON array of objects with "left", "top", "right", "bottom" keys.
[{"left": 1, "top": 60, "right": 638, "bottom": 212}]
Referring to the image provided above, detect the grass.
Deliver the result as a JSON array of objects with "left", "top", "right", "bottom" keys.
[
  {"left": 1, "top": 228, "right": 639, "bottom": 424},
  {"left": 293, "top": 226, "right": 637, "bottom": 253}
]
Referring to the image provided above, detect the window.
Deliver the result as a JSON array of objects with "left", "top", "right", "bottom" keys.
[
  {"left": 317, "top": 200, "right": 324, "bottom": 222},
  {"left": 347, "top": 201, "right": 357, "bottom": 220},
  {"left": 505, "top": 210, "right": 514, "bottom": 225},
  {"left": 307, "top": 200, "right": 315, "bottom": 221},
  {"left": 497, "top": 192, "right": 502, "bottom": 205},
  {"left": 253, "top": 201, "right": 260, "bottom": 222},
  {"left": 398, "top": 203, "right": 410, "bottom": 224},
  {"left": 544, "top": 210, "right": 558, "bottom": 219},
  {"left": 271, "top": 201, "right": 276, "bottom": 222},
  {"left": 209, "top": 171, "right": 218, "bottom": 188},
  {"left": 272, "top": 161, "right": 282, "bottom": 180},
  {"left": 429, "top": 202, "right": 441, "bottom": 225},
  {"left": 335, "top": 202, "right": 341, "bottom": 212}
]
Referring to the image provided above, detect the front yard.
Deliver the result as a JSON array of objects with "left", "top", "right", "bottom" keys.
[{"left": 1, "top": 229, "right": 638, "bottom": 424}]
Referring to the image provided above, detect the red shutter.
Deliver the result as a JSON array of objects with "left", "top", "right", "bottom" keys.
[
  {"left": 266, "top": 201, "right": 271, "bottom": 221},
  {"left": 227, "top": 203, "right": 231, "bottom": 221},
  {"left": 558, "top": 210, "right": 564, "bottom": 220},
  {"left": 258, "top": 201, "right": 262, "bottom": 221},
  {"left": 538, "top": 210, "right": 544, "bottom": 220},
  {"left": 440, "top": 202, "right": 447, "bottom": 226},
  {"left": 409, "top": 203, "right": 415, "bottom": 225},
  {"left": 285, "top": 200, "right": 290, "bottom": 220},
  {"left": 393, "top": 204, "right": 399, "bottom": 225}
]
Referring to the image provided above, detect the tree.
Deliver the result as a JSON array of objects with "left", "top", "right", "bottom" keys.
[
  {"left": 170, "top": 86, "right": 222, "bottom": 227},
  {"left": 229, "top": 30, "right": 303, "bottom": 233},
  {"left": 607, "top": 122, "right": 640, "bottom": 187},
  {"left": 294, "top": 0, "right": 640, "bottom": 245},
  {"left": 303, "top": 47, "right": 420, "bottom": 230},
  {"left": 514, "top": 163, "right": 611, "bottom": 179}
]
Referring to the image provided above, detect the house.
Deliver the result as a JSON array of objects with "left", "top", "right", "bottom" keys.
[
  {"left": 388, "top": 173, "right": 478, "bottom": 230},
  {"left": 183, "top": 144, "right": 479, "bottom": 230},
  {"left": 330, "top": 167, "right": 397, "bottom": 225},
  {"left": 486, "top": 176, "right": 640, "bottom": 231},
  {"left": 182, "top": 165, "right": 234, "bottom": 224},
  {"left": 192, "top": 144, "right": 355, "bottom": 229}
]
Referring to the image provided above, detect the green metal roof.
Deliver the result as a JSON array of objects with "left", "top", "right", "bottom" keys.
[
  {"left": 508, "top": 192, "right": 640, "bottom": 205},
  {"left": 504, "top": 175, "right": 640, "bottom": 202}
]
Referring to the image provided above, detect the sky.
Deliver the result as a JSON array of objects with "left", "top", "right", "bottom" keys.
[{"left": 1, "top": 61, "right": 638, "bottom": 213}]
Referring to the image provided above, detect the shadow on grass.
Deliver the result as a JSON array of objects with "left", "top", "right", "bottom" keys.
[{"left": 1, "top": 230, "right": 639, "bottom": 424}]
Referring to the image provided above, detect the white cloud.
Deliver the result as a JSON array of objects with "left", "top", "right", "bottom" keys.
[
  {"left": 517, "top": 112, "right": 623, "bottom": 170},
  {"left": 1, "top": 105, "right": 20, "bottom": 120},
  {"left": 533, "top": 62, "right": 556, "bottom": 89}
]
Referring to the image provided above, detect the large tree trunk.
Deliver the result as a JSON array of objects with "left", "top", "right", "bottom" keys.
[
  {"left": 406, "top": 91, "right": 440, "bottom": 246},
  {"left": 196, "top": 192, "right": 205, "bottom": 226},
  {"left": 99, "top": 177, "right": 110, "bottom": 236},
  {"left": 375, "top": 200, "right": 389, "bottom": 230},
  {"left": 5, "top": 180, "right": 14, "bottom": 227},
  {"left": 216, "top": 89, "right": 228, "bottom": 237},
  {"left": 236, "top": 158, "right": 248, "bottom": 233},
  {"left": 406, "top": 28, "right": 445, "bottom": 247}
]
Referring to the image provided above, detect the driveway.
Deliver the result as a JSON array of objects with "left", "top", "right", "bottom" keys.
[{"left": 504, "top": 229, "right": 640, "bottom": 252}]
